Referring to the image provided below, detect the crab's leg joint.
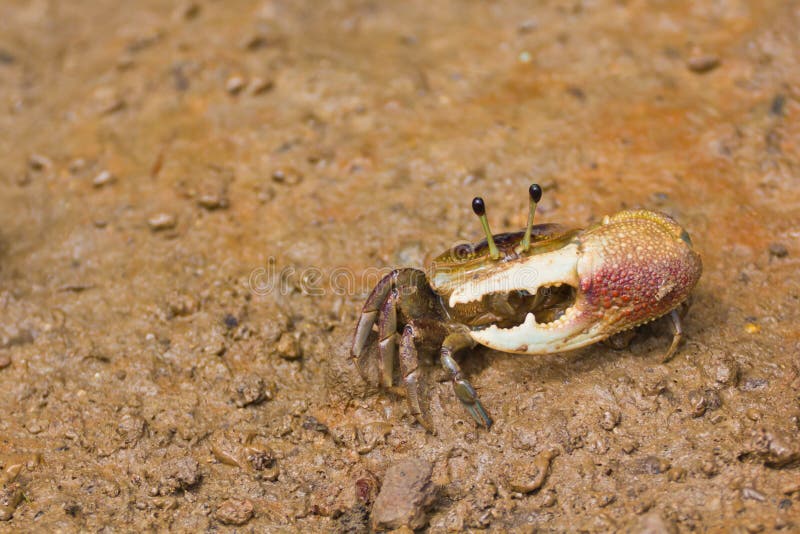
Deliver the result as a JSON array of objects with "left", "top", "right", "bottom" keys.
[
  {"left": 351, "top": 272, "right": 393, "bottom": 380},
  {"left": 378, "top": 289, "right": 399, "bottom": 387},
  {"left": 472, "top": 197, "right": 500, "bottom": 260},
  {"left": 399, "top": 323, "right": 435, "bottom": 433},
  {"left": 441, "top": 332, "right": 492, "bottom": 429},
  {"left": 661, "top": 308, "right": 683, "bottom": 363},
  {"left": 518, "top": 183, "right": 543, "bottom": 253}
]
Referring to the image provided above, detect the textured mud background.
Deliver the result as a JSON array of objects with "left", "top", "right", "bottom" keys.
[{"left": 1, "top": 1, "right": 799, "bottom": 532}]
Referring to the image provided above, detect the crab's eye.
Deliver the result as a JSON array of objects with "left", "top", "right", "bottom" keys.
[
  {"left": 679, "top": 229, "right": 693, "bottom": 247},
  {"left": 453, "top": 243, "right": 475, "bottom": 259}
]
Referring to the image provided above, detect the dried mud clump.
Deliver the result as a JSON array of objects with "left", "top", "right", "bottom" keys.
[
  {"left": 0, "top": 483, "right": 23, "bottom": 521},
  {"left": 149, "top": 457, "right": 202, "bottom": 496},
  {"left": 371, "top": 458, "right": 437, "bottom": 531},
  {"left": 739, "top": 427, "right": 800, "bottom": 468},
  {"left": 214, "top": 498, "right": 254, "bottom": 525}
]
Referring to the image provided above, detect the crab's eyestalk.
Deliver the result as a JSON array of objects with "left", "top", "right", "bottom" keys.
[
  {"left": 472, "top": 197, "right": 500, "bottom": 260},
  {"left": 518, "top": 183, "right": 543, "bottom": 253}
]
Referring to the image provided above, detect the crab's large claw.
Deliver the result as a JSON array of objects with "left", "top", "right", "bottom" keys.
[{"left": 449, "top": 210, "right": 702, "bottom": 354}]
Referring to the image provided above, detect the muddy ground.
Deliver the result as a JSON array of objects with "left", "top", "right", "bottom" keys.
[{"left": 1, "top": 1, "right": 799, "bottom": 532}]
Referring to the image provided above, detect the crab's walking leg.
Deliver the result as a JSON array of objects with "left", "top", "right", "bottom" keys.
[
  {"left": 440, "top": 332, "right": 493, "bottom": 429},
  {"left": 351, "top": 273, "right": 392, "bottom": 357},
  {"left": 661, "top": 308, "right": 683, "bottom": 363},
  {"left": 377, "top": 289, "right": 399, "bottom": 387},
  {"left": 399, "top": 323, "right": 435, "bottom": 433}
]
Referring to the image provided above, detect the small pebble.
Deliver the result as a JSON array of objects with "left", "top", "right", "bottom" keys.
[
  {"left": 687, "top": 54, "right": 720, "bottom": 73},
  {"left": 68, "top": 158, "right": 86, "bottom": 174},
  {"left": 744, "top": 426, "right": 800, "bottom": 467},
  {"left": 153, "top": 457, "right": 201, "bottom": 496},
  {"left": 741, "top": 487, "right": 766, "bottom": 501},
  {"left": 148, "top": 213, "right": 177, "bottom": 231},
  {"left": 621, "top": 438, "right": 639, "bottom": 454},
  {"left": 641, "top": 455, "right": 670, "bottom": 475},
  {"left": 214, "top": 498, "right": 254, "bottom": 525},
  {"left": 667, "top": 466, "right": 686, "bottom": 482},
  {"left": 781, "top": 481, "right": 800, "bottom": 495},
  {"left": 745, "top": 408, "right": 761, "bottom": 421},
  {"left": 517, "top": 20, "right": 538, "bottom": 34},
  {"left": 768, "top": 243, "right": 788, "bottom": 258},
  {"left": 700, "top": 457, "right": 718, "bottom": 478},
  {"left": 271, "top": 168, "right": 303, "bottom": 185},
  {"left": 249, "top": 77, "right": 274, "bottom": 95},
  {"left": 688, "top": 389, "right": 721, "bottom": 418},
  {"left": 226, "top": 76, "right": 246, "bottom": 95},
  {"left": 276, "top": 332, "right": 301, "bottom": 360},
  {"left": 741, "top": 376, "right": 768, "bottom": 390},
  {"left": 0, "top": 354, "right": 10, "bottom": 369},
  {"left": 223, "top": 314, "right": 238, "bottom": 329},
  {"left": 175, "top": 2, "right": 200, "bottom": 20},
  {"left": 770, "top": 94, "right": 786, "bottom": 116},
  {"left": 203, "top": 334, "right": 226, "bottom": 356},
  {"left": 241, "top": 30, "right": 273, "bottom": 51},
  {"left": 710, "top": 355, "right": 739, "bottom": 386},
  {"left": 231, "top": 373, "right": 270, "bottom": 407},
  {"left": 599, "top": 409, "right": 620, "bottom": 431},
  {"left": 28, "top": 154, "right": 52, "bottom": 171},
  {"left": 92, "top": 170, "right": 115, "bottom": 188},
  {"left": 197, "top": 192, "right": 228, "bottom": 210}
]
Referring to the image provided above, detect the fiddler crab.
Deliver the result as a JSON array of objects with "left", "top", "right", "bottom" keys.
[{"left": 351, "top": 185, "right": 702, "bottom": 432}]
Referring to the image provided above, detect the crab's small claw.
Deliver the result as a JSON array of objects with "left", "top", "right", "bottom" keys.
[{"left": 453, "top": 379, "right": 493, "bottom": 428}]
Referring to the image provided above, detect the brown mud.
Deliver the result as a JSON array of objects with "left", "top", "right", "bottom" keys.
[{"left": 1, "top": 1, "right": 799, "bottom": 532}]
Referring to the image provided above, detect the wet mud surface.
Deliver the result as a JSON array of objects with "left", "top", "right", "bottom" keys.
[{"left": 1, "top": 1, "right": 799, "bottom": 532}]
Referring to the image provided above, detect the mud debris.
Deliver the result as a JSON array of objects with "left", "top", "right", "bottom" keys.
[
  {"left": 633, "top": 511, "right": 678, "bottom": 534},
  {"left": 150, "top": 457, "right": 201, "bottom": 496},
  {"left": 371, "top": 458, "right": 436, "bottom": 531},
  {"left": 639, "top": 456, "right": 671, "bottom": 475},
  {"left": 0, "top": 483, "right": 23, "bottom": 521},
  {"left": 740, "top": 427, "right": 800, "bottom": 468},
  {"left": 687, "top": 388, "right": 722, "bottom": 418},
  {"left": 231, "top": 373, "right": 272, "bottom": 407},
  {"left": 707, "top": 352, "right": 739, "bottom": 386},
  {"left": 0, "top": 353, "right": 10, "bottom": 370},
  {"left": 506, "top": 449, "right": 557, "bottom": 493},
  {"left": 214, "top": 498, "right": 254, "bottom": 525}
]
